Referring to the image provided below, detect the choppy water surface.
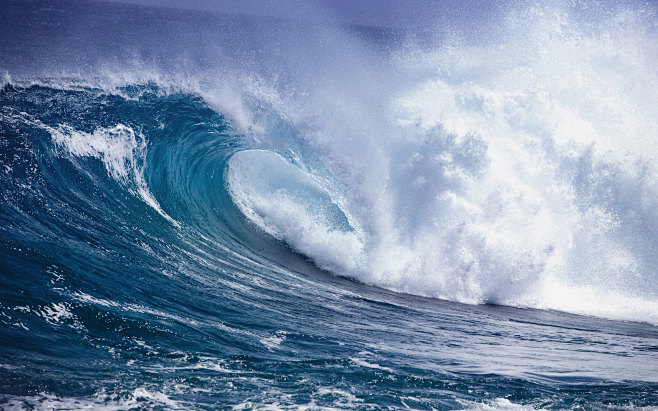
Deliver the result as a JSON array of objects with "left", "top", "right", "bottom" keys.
[{"left": 1, "top": 0, "right": 658, "bottom": 409}]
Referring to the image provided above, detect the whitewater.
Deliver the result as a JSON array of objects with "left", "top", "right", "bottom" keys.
[{"left": 1, "top": 0, "right": 658, "bottom": 409}]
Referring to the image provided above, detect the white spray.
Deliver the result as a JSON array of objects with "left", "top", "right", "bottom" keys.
[{"left": 225, "top": 2, "right": 658, "bottom": 323}]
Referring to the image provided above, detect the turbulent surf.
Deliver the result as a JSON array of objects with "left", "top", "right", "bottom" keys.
[{"left": 1, "top": 0, "right": 658, "bottom": 409}]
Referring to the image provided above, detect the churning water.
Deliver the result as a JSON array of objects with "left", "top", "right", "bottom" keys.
[{"left": 1, "top": 0, "right": 657, "bottom": 409}]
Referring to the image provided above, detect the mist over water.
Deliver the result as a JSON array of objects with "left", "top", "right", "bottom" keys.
[
  {"left": 3, "top": 0, "right": 657, "bottom": 322},
  {"left": 214, "top": 1, "right": 658, "bottom": 323},
  {"left": 2, "top": 0, "right": 658, "bottom": 408}
]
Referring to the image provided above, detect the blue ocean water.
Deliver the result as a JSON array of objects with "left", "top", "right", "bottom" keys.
[{"left": 1, "top": 0, "right": 658, "bottom": 409}]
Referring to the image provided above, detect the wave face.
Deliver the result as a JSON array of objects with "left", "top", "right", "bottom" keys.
[{"left": 2, "top": 0, "right": 658, "bottom": 408}]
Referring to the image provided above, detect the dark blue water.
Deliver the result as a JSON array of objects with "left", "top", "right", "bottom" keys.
[{"left": 2, "top": 1, "right": 658, "bottom": 409}]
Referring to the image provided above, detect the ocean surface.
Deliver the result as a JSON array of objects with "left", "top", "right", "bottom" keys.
[{"left": 1, "top": 0, "right": 658, "bottom": 409}]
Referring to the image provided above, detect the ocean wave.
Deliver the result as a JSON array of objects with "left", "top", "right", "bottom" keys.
[{"left": 2, "top": 1, "right": 658, "bottom": 407}]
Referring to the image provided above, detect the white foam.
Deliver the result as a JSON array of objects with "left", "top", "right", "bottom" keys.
[
  {"left": 222, "top": 3, "right": 658, "bottom": 324},
  {"left": 2, "top": 388, "right": 188, "bottom": 411},
  {"left": 260, "top": 331, "right": 287, "bottom": 351},
  {"left": 49, "top": 123, "right": 179, "bottom": 227},
  {"left": 458, "top": 398, "right": 535, "bottom": 411},
  {"left": 36, "top": 302, "right": 74, "bottom": 325},
  {"left": 227, "top": 149, "right": 364, "bottom": 275},
  {"left": 349, "top": 357, "right": 394, "bottom": 373}
]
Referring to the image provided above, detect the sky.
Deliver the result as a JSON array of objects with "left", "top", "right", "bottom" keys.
[{"left": 99, "top": 0, "right": 496, "bottom": 30}]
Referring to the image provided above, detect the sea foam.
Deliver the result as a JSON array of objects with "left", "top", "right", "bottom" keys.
[{"left": 223, "top": 3, "right": 658, "bottom": 323}]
